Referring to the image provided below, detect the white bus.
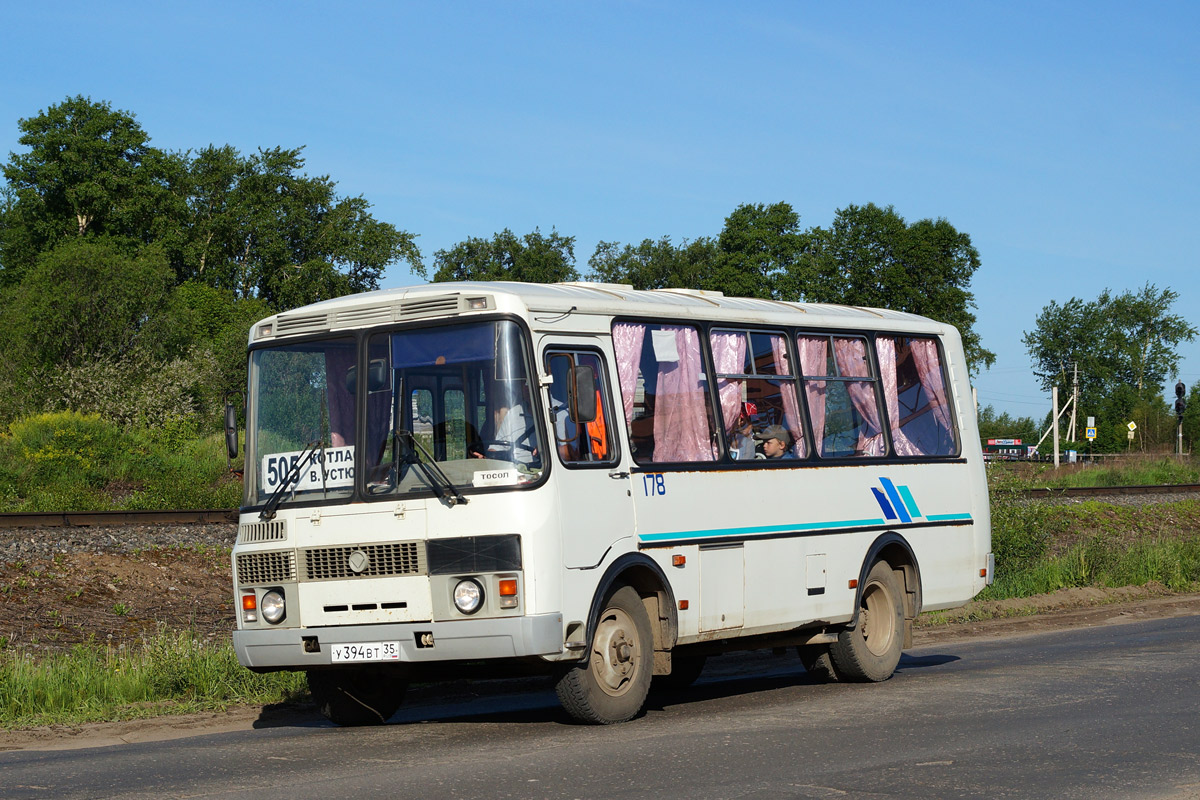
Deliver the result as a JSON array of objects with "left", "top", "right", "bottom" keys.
[{"left": 229, "top": 281, "right": 992, "bottom": 725}]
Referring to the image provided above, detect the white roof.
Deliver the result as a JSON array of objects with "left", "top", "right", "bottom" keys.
[{"left": 256, "top": 281, "right": 954, "bottom": 341}]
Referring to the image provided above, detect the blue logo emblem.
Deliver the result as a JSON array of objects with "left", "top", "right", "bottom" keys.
[{"left": 871, "top": 477, "right": 922, "bottom": 523}]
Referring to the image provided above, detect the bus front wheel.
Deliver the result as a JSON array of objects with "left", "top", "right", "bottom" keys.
[
  {"left": 556, "top": 584, "right": 653, "bottom": 724},
  {"left": 828, "top": 560, "right": 905, "bottom": 682},
  {"left": 307, "top": 666, "right": 407, "bottom": 726}
]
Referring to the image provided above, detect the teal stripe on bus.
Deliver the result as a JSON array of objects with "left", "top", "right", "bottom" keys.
[{"left": 637, "top": 513, "right": 974, "bottom": 543}]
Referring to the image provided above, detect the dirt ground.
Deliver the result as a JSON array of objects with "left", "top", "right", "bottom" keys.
[{"left": 2, "top": 538, "right": 1200, "bottom": 752}]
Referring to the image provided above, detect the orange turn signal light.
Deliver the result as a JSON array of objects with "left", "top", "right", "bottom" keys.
[
  {"left": 241, "top": 593, "right": 257, "bottom": 611},
  {"left": 498, "top": 579, "right": 518, "bottom": 597},
  {"left": 672, "top": 555, "right": 686, "bottom": 567},
  {"left": 848, "top": 579, "right": 859, "bottom": 589},
  {"left": 679, "top": 600, "right": 689, "bottom": 610}
]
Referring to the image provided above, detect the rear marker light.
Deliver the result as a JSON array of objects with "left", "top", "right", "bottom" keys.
[{"left": 980, "top": 568, "right": 987, "bottom": 577}]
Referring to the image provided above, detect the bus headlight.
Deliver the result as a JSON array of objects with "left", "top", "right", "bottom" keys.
[
  {"left": 260, "top": 589, "right": 286, "bottom": 624},
  {"left": 453, "top": 579, "right": 484, "bottom": 615}
]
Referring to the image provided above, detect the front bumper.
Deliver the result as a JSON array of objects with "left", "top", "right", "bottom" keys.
[{"left": 234, "top": 612, "right": 564, "bottom": 669}]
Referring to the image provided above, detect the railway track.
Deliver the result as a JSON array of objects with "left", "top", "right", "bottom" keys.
[
  {"left": 0, "top": 509, "right": 238, "bottom": 529},
  {"left": 1, "top": 483, "right": 1199, "bottom": 529}
]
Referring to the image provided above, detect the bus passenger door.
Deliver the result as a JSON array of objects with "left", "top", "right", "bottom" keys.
[{"left": 544, "top": 346, "right": 634, "bottom": 569}]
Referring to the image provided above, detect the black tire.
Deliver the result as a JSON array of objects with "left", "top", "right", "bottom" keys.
[
  {"left": 797, "top": 644, "right": 839, "bottom": 683},
  {"left": 828, "top": 560, "right": 905, "bottom": 682},
  {"left": 651, "top": 653, "right": 707, "bottom": 692},
  {"left": 556, "top": 584, "right": 654, "bottom": 724},
  {"left": 307, "top": 665, "right": 407, "bottom": 726}
]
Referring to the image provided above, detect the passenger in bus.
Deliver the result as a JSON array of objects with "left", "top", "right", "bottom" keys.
[
  {"left": 755, "top": 424, "right": 796, "bottom": 459},
  {"left": 728, "top": 407, "right": 756, "bottom": 460}
]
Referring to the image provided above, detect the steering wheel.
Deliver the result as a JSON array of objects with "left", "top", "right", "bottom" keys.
[{"left": 470, "top": 439, "right": 515, "bottom": 460}]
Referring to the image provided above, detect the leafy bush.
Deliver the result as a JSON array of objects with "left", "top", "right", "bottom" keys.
[{"left": 0, "top": 411, "right": 240, "bottom": 511}]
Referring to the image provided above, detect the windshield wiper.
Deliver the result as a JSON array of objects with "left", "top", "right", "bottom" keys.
[
  {"left": 259, "top": 440, "right": 320, "bottom": 521},
  {"left": 395, "top": 429, "right": 467, "bottom": 506}
]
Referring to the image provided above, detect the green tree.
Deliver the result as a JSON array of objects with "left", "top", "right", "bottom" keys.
[
  {"left": 800, "top": 203, "right": 992, "bottom": 372},
  {"left": 178, "top": 145, "right": 420, "bottom": 308},
  {"left": 587, "top": 236, "right": 716, "bottom": 289},
  {"left": 1022, "top": 284, "right": 1197, "bottom": 452},
  {"left": 424, "top": 228, "right": 578, "bottom": 283},
  {"left": 713, "top": 202, "right": 810, "bottom": 300},
  {"left": 0, "top": 95, "right": 187, "bottom": 285},
  {"left": 977, "top": 405, "right": 1038, "bottom": 444}
]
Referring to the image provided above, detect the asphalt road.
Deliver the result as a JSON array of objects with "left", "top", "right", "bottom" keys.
[{"left": 5, "top": 614, "right": 1200, "bottom": 800}]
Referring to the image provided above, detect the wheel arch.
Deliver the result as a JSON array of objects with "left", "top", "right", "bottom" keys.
[
  {"left": 583, "top": 552, "right": 678, "bottom": 665},
  {"left": 852, "top": 531, "right": 923, "bottom": 626}
]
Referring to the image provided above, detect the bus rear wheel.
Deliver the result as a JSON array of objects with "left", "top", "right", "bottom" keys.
[
  {"left": 307, "top": 666, "right": 407, "bottom": 726},
  {"left": 556, "top": 584, "right": 653, "bottom": 724},
  {"left": 828, "top": 561, "right": 905, "bottom": 682}
]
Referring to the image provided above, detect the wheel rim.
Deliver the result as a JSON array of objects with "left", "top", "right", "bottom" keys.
[
  {"left": 590, "top": 606, "right": 641, "bottom": 697},
  {"left": 860, "top": 578, "right": 897, "bottom": 657}
]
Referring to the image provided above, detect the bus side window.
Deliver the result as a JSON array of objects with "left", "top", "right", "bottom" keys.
[
  {"left": 612, "top": 322, "right": 717, "bottom": 464},
  {"left": 546, "top": 350, "right": 618, "bottom": 466}
]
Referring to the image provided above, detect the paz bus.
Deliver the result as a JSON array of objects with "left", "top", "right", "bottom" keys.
[{"left": 228, "top": 281, "right": 992, "bottom": 725}]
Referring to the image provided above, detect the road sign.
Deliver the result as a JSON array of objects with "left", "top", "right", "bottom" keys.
[
  {"left": 1086, "top": 427, "right": 1097, "bottom": 440},
  {"left": 1127, "top": 421, "right": 1137, "bottom": 432},
  {"left": 1087, "top": 416, "right": 1095, "bottom": 428}
]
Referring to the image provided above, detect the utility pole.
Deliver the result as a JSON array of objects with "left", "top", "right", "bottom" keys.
[
  {"left": 1068, "top": 362, "right": 1078, "bottom": 442},
  {"left": 1176, "top": 380, "right": 1187, "bottom": 458},
  {"left": 1053, "top": 386, "right": 1060, "bottom": 469}
]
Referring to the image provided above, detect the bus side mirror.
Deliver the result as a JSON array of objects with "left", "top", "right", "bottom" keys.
[
  {"left": 224, "top": 401, "right": 239, "bottom": 459},
  {"left": 569, "top": 365, "right": 597, "bottom": 424}
]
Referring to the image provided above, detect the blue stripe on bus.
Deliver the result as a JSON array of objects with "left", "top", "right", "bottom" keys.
[
  {"left": 637, "top": 512, "right": 975, "bottom": 544},
  {"left": 871, "top": 487, "right": 898, "bottom": 520},
  {"left": 897, "top": 484, "right": 922, "bottom": 519},
  {"left": 879, "top": 478, "right": 912, "bottom": 523},
  {"left": 638, "top": 518, "right": 888, "bottom": 543}
]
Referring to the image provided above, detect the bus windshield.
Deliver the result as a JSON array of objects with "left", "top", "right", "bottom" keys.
[{"left": 246, "top": 320, "right": 546, "bottom": 509}]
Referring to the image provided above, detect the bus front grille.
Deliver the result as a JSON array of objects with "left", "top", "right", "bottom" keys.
[
  {"left": 236, "top": 550, "right": 296, "bottom": 585},
  {"left": 302, "top": 542, "right": 424, "bottom": 581}
]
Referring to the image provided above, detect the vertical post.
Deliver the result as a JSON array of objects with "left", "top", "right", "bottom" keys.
[
  {"left": 1069, "top": 362, "right": 1078, "bottom": 441},
  {"left": 1053, "top": 386, "right": 1060, "bottom": 469},
  {"left": 1179, "top": 418, "right": 1184, "bottom": 458}
]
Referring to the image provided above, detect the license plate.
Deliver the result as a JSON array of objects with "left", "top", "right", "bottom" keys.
[{"left": 330, "top": 641, "right": 402, "bottom": 663}]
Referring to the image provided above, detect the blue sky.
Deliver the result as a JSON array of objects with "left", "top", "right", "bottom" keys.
[{"left": 2, "top": 1, "right": 1197, "bottom": 423}]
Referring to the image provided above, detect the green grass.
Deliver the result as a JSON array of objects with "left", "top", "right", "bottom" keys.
[
  {"left": 978, "top": 494, "right": 1200, "bottom": 599},
  {"left": 0, "top": 629, "right": 306, "bottom": 729},
  {"left": 988, "top": 455, "right": 1200, "bottom": 492},
  {"left": 0, "top": 411, "right": 241, "bottom": 512}
]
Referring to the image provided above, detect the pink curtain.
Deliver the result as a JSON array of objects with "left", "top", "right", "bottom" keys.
[
  {"left": 832, "top": 337, "right": 884, "bottom": 456},
  {"left": 710, "top": 331, "right": 747, "bottom": 431},
  {"left": 877, "top": 338, "right": 921, "bottom": 456},
  {"left": 612, "top": 322, "right": 646, "bottom": 428},
  {"left": 770, "top": 335, "right": 806, "bottom": 458},
  {"left": 911, "top": 337, "right": 953, "bottom": 444},
  {"left": 653, "top": 326, "right": 714, "bottom": 462},
  {"left": 325, "top": 348, "right": 357, "bottom": 447},
  {"left": 797, "top": 335, "right": 828, "bottom": 456}
]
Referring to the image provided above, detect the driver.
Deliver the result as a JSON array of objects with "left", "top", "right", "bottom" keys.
[{"left": 471, "top": 381, "right": 538, "bottom": 465}]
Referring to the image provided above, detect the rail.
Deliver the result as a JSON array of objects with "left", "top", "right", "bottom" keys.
[{"left": 0, "top": 509, "right": 238, "bottom": 529}]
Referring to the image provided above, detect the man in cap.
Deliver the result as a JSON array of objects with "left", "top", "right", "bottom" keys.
[{"left": 755, "top": 424, "right": 795, "bottom": 459}]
